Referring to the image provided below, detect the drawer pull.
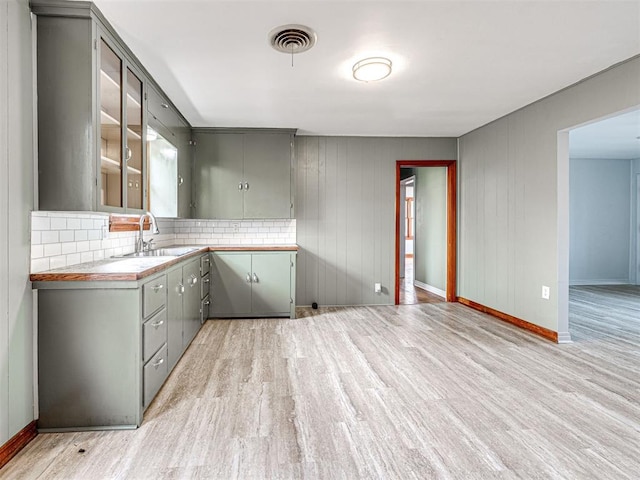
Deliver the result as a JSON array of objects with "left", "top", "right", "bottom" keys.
[
  {"left": 203, "top": 278, "right": 210, "bottom": 284},
  {"left": 151, "top": 319, "right": 164, "bottom": 328},
  {"left": 152, "top": 284, "right": 164, "bottom": 292},
  {"left": 152, "top": 357, "right": 164, "bottom": 368},
  {"left": 203, "top": 257, "right": 210, "bottom": 264},
  {"left": 160, "top": 102, "right": 169, "bottom": 109},
  {"left": 204, "top": 300, "right": 211, "bottom": 306}
]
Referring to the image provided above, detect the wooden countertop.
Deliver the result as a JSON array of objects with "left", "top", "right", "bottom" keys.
[{"left": 30, "top": 245, "right": 299, "bottom": 282}]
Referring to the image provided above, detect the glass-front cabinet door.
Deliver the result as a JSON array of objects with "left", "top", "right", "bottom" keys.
[
  {"left": 147, "top": 125, "right": 178, "bottom": 217},
  {"left": 126, "top": 68, "right": 143, "bottom": 210},
  {"left": 99, "top": 39, "right": 123, "bottom": 208},
  {"left": 98, "top": 35, "right": 146, "bottom": 212}
]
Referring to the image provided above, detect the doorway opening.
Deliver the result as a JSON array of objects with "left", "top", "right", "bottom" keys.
[
  {"left": 395, "top": 160, "right": 457, "bottom": 305},
  {"left": 558, "top": 107, "right": 640, "bottom": 343}
]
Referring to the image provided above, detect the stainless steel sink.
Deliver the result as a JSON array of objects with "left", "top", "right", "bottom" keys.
[{"left": 116, "top": 246, "right": 201, "bottom": 258}]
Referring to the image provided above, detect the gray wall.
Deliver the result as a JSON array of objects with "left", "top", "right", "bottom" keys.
[
  {"left": 458, "top": 56, "right": 640, "bottom": 335},
  {"left": 295, "top": 137, "right": 457, "bottom": 306},
  {"left": 0, "top": 0, "right": 35, "bottom": 446},
  {"left": 569, "top": 158, "right": 632, "bottom": 285},
  {"left": 414, "top": 167, "right": 447, "bottom": 292}
]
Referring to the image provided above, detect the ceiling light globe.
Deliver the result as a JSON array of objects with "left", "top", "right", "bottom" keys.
[{"left": 353, "top": 57, "right": 392, "bottom": 82}]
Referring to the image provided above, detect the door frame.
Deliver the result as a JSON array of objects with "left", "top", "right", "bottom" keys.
[{"left": 395, "top": 160, "right": 457, "bottom": 303}]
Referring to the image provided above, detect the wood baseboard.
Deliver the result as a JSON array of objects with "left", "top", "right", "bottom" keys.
[
  {"left": 457, "top": 297, "right": 558, "bottom": 343},
  {"left": 0, "top": 421, "right": 37, "bottom": 470}
]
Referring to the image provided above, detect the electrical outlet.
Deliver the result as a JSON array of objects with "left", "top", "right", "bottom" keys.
[
  {"left": 374, "top": 283, "right": 382, "bottom": 293},
  {"left": 232, "top": 222, "right": 240, "bottom": 233},
  {"left": 102, "top": 224, "right": 108, "bottom": 239},
  {"left": 541, "top": 285, "right": 550, "bottom": 300}
]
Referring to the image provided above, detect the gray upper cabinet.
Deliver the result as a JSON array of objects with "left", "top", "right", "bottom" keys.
[
  {"left": 243, "top": 134, "right": 293, "bottom": 219},
  {"left": 147, "top": 84, "right": 193, "bottom": 218},
  {"left": 194, "top": 133, "right": 244, "bottom": 219},
  {"left": 32, "top": 1, "right": 192, "bottom": 216},
  {"left": 194, "top": 130, "right": 294, "bottom": 219}
]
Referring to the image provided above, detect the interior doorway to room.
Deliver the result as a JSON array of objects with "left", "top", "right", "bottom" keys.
[
  {"left": 399, "top": 175, "right": 423, "bottom": 304},
  {"left": 395, "top": 160, "right": 457, "bottom": 305},
  {"left": 564, "top": 108, "right": 640, "bottom": 342}
]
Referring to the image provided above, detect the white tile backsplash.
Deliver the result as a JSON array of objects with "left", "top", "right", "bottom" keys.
[{"left": 30, "top": 212, "right": 296, "bottom": 273}]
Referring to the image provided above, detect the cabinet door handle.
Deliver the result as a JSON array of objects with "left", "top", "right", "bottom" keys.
[
  {"left": 189, "top": 274, "right": 198, "bottom": 286},
  {"left": 125, "top": 146, "right": 132, "bottom": 161},
  {"left": 203, "top": 257, "right": 210, "bottom": 264},
  {"left": 160, "top": 102, "right": 169, "bottom": 109},
  {"left": 238, "top": 182, "right": 243, "bottom": 191},
  {"left": 203, "top": 300, "right": 211, "bottom": 306},
  {"left": 152, "top": 357, "right": 164, "bottom": 368},
  {"left": 244, "top": 182, "right": 249, "bottom": 191},
  {"left": 246, "top": 273, "right": 252, "bottom": 283},
  {"left": 151, "top": 319, "right": 164, "bottom": 328},
  {"left": 152, "top": 284, "right": 163, "bottom": 292},
  {"left": 203, "top": 277, "right": 210, "bottom": 284},
  {"left": 252, "top": 273, "right": 259, "bottom": 283},
  {"left": 178, "top": 175, "right": 184, "bottom": 186},
  {"left": 177, "top": 283, "right": 184, "bottom": 295}
]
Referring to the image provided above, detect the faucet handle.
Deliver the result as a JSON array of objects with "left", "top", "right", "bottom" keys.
[{"left": 143, "top": 239, "right": 154, "bottom": 251}]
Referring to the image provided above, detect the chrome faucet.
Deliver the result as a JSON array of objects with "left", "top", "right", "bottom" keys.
[{"left": 137, "top": 211, "right": 160, "bottom": 253}]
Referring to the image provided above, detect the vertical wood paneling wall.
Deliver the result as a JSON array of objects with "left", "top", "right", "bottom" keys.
[
  {"left": 295, "top": 137, "right": 457, "bottom": 306},
  {"left": 458, "top": 55, "right": 640, "bottom": 333},
  {"left": 0, "top": 0, "right": 35, "bottom": 447}
]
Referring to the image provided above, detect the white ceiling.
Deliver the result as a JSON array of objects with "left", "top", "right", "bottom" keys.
[
  {"left": 570, "top": 109, "right": 640, "bottom": 160},
  {"left": 93, "top": 0, "right": 640, "bottom": 137}
]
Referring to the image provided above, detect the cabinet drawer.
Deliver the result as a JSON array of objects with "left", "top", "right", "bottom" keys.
[
  {"left": 143, "top": 308, "right": 167, "bottom": 363},
  {"left": 200, "top": 254, "right": 211, "bottom": 276},
  {"left": 143, "top": 275, "right": 167, "bottom": 318},
  {"left": 143, "top": 343, "right": 168, "bottom": 408},
  {"left": 201, "top": 272, "right": 210, "bottom": 300}
]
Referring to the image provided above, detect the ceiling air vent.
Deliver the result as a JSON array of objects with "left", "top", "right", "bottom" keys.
[{"left": 269, "top": 24, "right": 317, "bottom": 55}]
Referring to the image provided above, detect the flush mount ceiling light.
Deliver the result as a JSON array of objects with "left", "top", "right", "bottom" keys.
[{"left": 352, "top": 57, "right": 392, "bottom": 82}]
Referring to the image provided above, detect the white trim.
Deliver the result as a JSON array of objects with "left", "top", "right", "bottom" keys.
[
  {"left": 636, "top": 171, "right": 640, "bottom": 285},
  {"left": 414, "top": 280, "right": 445, "bottom": 298},
  {"left": 557, "top": 331, "right": 573, "bottom": 344},
  {"left": 557, "top": 130, "right": 571, "bottom": 342}
]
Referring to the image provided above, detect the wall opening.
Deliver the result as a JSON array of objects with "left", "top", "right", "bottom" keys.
[
  {"left": 395, "top": 160, "right": 457, "bottom": 304},
  {"left": 558, "top": 107, "right": 640, "bottom": 343}
]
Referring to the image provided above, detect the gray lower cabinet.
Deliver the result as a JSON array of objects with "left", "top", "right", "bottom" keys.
[
  {"left": 211, "top": 251, "right": 296, "bottom": 318},
  {"left": 182, "top": 259, "right": 202, "bottom": 348},
  {"left": 194, "top": 131, "right": 294, "bottom": 219},
  {"left": 167, "top": 267, "right": 184, "bottom": 370},
  {"left": 36, "top": 255, "right": 206, "bottom": 431},
  {"left": 166, "top": 255, "right": 206, "bottom": 371},
  {"left": 200, "top": 254, "right": 212, "bottom": 323},
  {"left": 38, "top": 285, "right": 146, "bottom": 430}
]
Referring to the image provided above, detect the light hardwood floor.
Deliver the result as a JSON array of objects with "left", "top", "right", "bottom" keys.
[
  {"left": 399, "top": 258, "right": 444, "bottom": 305},
  {"left": 3, "top": 290, "right": 640, "bottom": 479}
]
